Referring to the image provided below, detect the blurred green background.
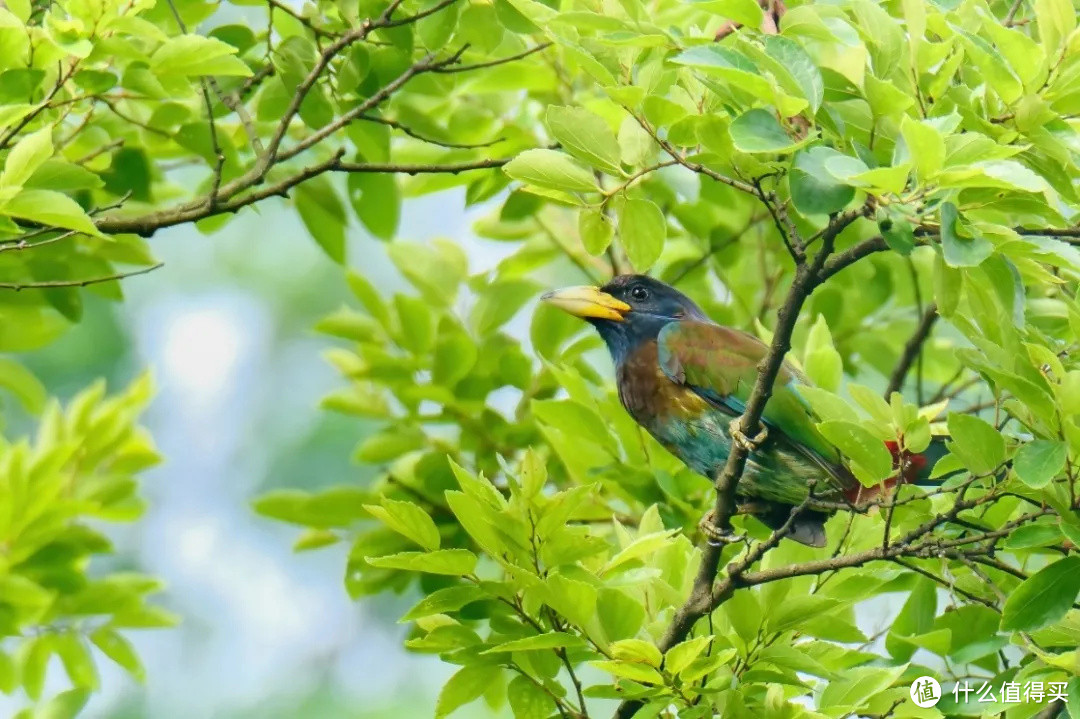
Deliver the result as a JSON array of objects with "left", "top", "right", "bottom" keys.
[{"left": 18, "top": 190, "right": 511, "bottom": 718}]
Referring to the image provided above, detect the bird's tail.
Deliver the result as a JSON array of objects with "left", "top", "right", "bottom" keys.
[{"left": 842, "top": 436, "right": 952, "bottom": 505}]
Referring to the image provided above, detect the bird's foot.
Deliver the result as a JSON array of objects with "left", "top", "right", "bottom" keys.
[
  {"left": 730, "top": 419, "right": 768, "bottom": 452},
  {"left": 698, "top": 510, "right": 751, "bottom": 548}
]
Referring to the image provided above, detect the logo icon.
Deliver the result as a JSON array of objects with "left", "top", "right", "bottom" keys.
[{"left": 910, "top": 676, "right": 942, "bottom": 708}]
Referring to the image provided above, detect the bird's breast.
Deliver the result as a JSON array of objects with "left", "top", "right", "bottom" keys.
[{"left": 616, "top": 342, "right": 710, "bottom": 427}]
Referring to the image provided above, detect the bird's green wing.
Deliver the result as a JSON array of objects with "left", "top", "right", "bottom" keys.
[{"left": 656, "top": 320, "right": 843, "bottom": 470}]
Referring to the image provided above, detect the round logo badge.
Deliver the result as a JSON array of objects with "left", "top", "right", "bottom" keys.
[{"left": 910, "top": 676, "right": 942, "bottom": 708}]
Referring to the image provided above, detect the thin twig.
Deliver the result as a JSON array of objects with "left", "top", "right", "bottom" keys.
[
  {"left": 0, "top": 263, "right": 163, "bottom": 290},
  {"left": 884, "top": 303, "right": 939, "bottom": 398}
]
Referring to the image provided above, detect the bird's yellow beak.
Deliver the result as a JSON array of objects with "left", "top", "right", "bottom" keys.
[{"left": 541, "top": 286, "right": 631, "bottom": 322}]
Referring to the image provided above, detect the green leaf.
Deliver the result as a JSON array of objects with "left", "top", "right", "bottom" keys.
[
  {"left": 401, "top": 585, "right": 486, "bottom": 622},
  {"left": 618, "top": 116, "right": 654, "bottom": 166},
  {"left": 618, "top": 198, "right": 665, "bottom": 270},
  {"left": 790, "top": 147, "right": 854, "bottom": 215},
  {"left": 940, "top": 202, "right": 992, "bottom": 268},
  {"left": 819, "top": 666, "right": 907, "bottom": 712},
  {"left": 90, "top": 627, "right": 144, "bottom": 682},
  {"left": 696, "top": 0, "right": 763, "bottom": 26},
  {"left": 763, "top": 36, "right": 823, "bottom": 112},
  {"left": 1035, "top": 0, "right": 1076, "bottom": 56},
  {"left": 433, "top": 319, "right": 477, "bottom": 386},
  {"left": 252, "top": 487, "right": 370, "bottom": 528},
  {"left": 0, "top": 358, "right": 46, "bottom": 414},
  {"left": 1014, "top": 440, "right": 1068, "bottom": 488},
  {"left": 597, "top": 588, "right": 644, "bottom": 641},
  {"left": 545, "top": 106, "right": 622, "bottom": 175},
  {"left": 664, "top": 636, "right": 711, "bottom": 675},
  {"left": 347, "top": 172, "right": 400, "bottom": 240},
  {"left": 590, "top": 659, "right": 663, "bottom": 684},
  {"left": 729, "top": 109, "right": 800, "bottom": 153},
  {"left": 482, "top": 632, "right": 584, "bottom": 653},
  {"left": 436, "top": 664, "right": 500, "bottom": 718},
  {"left": 149, "top": 35, "right": 252, "bottom": 77},
  {"left": 3, "top": 189, "right": 98, "bottom": 235},
  {"left": 900, "top": 115, "right": 944, "bottom": 182},
  {"left": 0, "top": 127, "right": 52, "bottom": 188},
  {"left": 507, "top": 675, "right": 551, "bottom": 719},
  {"left": 503, "top": 149, "right": 598, "bottom": 193},
  {"left": 295, "top": 178, "right": 347, "bottom": 263},
  {"left": 878, "top": 208, "right": 914, "bottom": 255},
  {"left": 946, "top": 413, "right": 1005, "bottom": 475},
  {"left": 1001, "top": 556, "right": 1080, "bottom": 632},
  {"left": 35, "top": 689, "right": 90, "bottom": 719},
  {"left": 817, "top": 420, "right": 893, "bottom": 484},
  {"left": 388, "top": 239, "right": 467, "bottom": 304},
  {"left": 602, "top": 530, "right": 677, "bottom": 575},
  {"left": 365, "top": 498, "right": 440, "bottom": 550},
  {"left": 1067, "top": 677, "right": 1080, "bottom": 719},
  {"left": 366, "top": 549, "right": 477, "bottom": 575},
  {"left": 804, "top": 315, "right": 842, "bottom": 392},
  {"left": 54, "top": 634, "right": 97, "bottom": 690},
  {"left": 543, "top": 573, "right": 596, "bottom": 628},
  {"left": 579, "top": 208, "right": 613, "bottom": 255}
]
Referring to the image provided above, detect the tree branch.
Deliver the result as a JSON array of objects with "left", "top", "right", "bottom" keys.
[
  {"left": 92, "top": 154, "right": 512, "bottom": 236},
  {"left": 0, "top": 263, "right": 163, "bottom": 290},
  {"left": 884, "top": 303, "right": 939, "bottom": 398}
]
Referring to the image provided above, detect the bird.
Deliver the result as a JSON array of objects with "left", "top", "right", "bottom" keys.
[{"left": 541, "top": 274, "right": 948, "bottom": 547}]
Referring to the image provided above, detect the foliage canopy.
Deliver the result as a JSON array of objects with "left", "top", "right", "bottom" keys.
[{"left": 3, "top": 0, "right": 1080, "bottom": 716}]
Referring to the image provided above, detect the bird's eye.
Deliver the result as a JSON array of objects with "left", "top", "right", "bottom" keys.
[{"left": 630, "top": 286, "right": 649, "bottom": 301}]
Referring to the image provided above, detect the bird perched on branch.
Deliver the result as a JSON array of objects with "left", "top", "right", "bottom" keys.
[{"left": 542, "top": 274, "right": 947, "bottom": 547}]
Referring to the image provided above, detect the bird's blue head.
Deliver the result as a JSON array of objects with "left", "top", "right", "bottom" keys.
[{"left": 541, "top": 275, "right": 708, "bottom": 362}]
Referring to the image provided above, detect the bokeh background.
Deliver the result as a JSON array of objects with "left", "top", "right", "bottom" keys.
[{"left": 19, "top": 190, "right": 517, "bottom": 718}]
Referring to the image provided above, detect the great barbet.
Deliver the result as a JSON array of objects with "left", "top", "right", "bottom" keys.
[{"left": 542, "top": 275, "right": 947, "bottom": 547}]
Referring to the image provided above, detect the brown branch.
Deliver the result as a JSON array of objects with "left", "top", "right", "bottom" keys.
[
  {"left": 358, "top": 114, "right": 503, "bottom": 149},
  {"left": 261, "top": 0, "right": 461, "bottom": 171},
  {"left": 268, "top": 0, "right": 338, "bottom": 38},
  {"left": 628, "top": 112, "right": 758, "bottom": 196},
  {"left": 0, "top": 263, "right": 163, "bottom": 290},
  {"left": 669, "top": 213, "right": 768, "bottom": 285},
  {"left": 1004, "top": 0, "right": 1025, "bottom": 25},
  {"left": 432, "top": 42, "right": 553, "bottom": 73},
  {"left": 92, "top": 154, "right": 512, "bottom": 236},
  {"left": 884, "top": 303, "right": 939, "bottom": 397}
]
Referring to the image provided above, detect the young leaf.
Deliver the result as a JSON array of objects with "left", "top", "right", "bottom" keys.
[
  {"left": 295, "top": 178, "right": 347, "bottom": 263},
  {"left": 435, "top": 664, "right": 500, "bottom": 718},
  {"left": 1000, "top": 556, "right": 1080, "bottom": 632},
  {"left": 618, "top": 198, "right": 665, "bottom": 270},
  {"left": 481, "top": 632, "right": 584, "bottom": 654},
  {"left": 545, "top": 106, "right": 623, "bottom": 175},
  {"left": 790, "top": 147, "right": 856, "bottom": 215},
  {"left": 503, "top": 149, "right": 598, "bottom": 193},
  {"left": 150, "top": 35, "right": 253, "bottom": 77},
  {"left": 507, "top": 675, "right": 551, "bottom": 719},
  {"left": 729, "top": 109, "right": 800, "bottom": 153},
  {"left": 0, "top": 127, "right": 52, "bottom": 188},
  {"left": 817, "top": 420, "right": 893, "bottom": 484},
  {"left": 1014, "top": 440, "right": 1068, "bottom": 488},
  {"left": 946, "top": 413, "right": 1005, "bottom": 475},
  {"left": 365, "top": 498, "right": 440, "bottom": 550},
  {"left": 347, "top": 172, "right": 400, "bottom": 240},
  {"left": 366, "top": 549, "right": 477, "bottom": 575},
  {"left": 3, "top": 189, "right": 99, "bottom": 235},
  {"left": 940, "top": 202, "right": 992, "bottom": 267},
  {"left": 579, "top": 207, "right": 613, "bottom": 255}
]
